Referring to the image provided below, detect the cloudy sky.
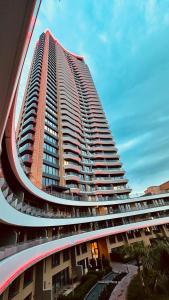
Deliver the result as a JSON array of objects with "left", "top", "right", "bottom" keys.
[{"left": 17, "top": 0, "right": 169, "bottom": 193}]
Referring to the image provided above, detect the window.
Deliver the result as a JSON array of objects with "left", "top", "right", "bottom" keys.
[
  {"left": 109, "top": 236, "right": 116, "bottom": 244},
  {"left": 76, "top": 245, "right": 80, "bottom": 256},
  {"left": 43, "top": 153, "right": 57, "bottom": 164},
  {"left": 81, "top": 243, "right": 87, "bottom": 254},
  {"left": 45, "top": 117, "right": 57, "bottom": 129},
  {"left": 44, "top": 142, "right": 57, "bottom": 154},
  {"left": 44, "top": 133, "right": 56, "bottom": 144},
  {"left": 116, "top": 233, "right": 123, "bottom": 242},
  {"left": 51, "top": 253, "right": 60, "bottom": 267},
  {"left": 45, "top": 125, "right": 57, "bottom": 136},
  {"left": 45, "top": 111, "right": 56, "bottom": 122},
  {"left": 42, "top": 177, "right": 57, "bottom": 186},
  {"left": 63, "top": 249, "right": 69, "bottom": 262},
  {"left": 8, "top": 277, "right": 20, "bottom": 300},
  {"left": 81, "top": 184, "right": 86, "bottom": 191},
  {"left": 23, "top": 267, "right": 33, "bottom": 287},
  {"left": 43, "top": 164, "right": 58, "bottom": 176},
  {"left": 52, "top": 268, "right": 69, "bottom": 292}
]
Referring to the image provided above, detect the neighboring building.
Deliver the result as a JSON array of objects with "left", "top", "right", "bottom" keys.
[
  {"left": 144, "top": 181, "right": 169, "bottom": 195},
  {"left": 17, "top": 30, "right": 131, "bottom": 201}
]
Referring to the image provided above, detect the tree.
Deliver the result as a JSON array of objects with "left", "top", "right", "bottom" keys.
[
  {"left": 122, "top": 243, "right": 147, "bottom": 288},
  {"left": 143, "top": 241, "right": 169, "bottom": 292}
]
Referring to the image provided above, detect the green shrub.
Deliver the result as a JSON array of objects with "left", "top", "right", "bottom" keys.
[
  {"left": 127, "top": 274, "right": 146, "bottom": 300},
  {"left": 58, "top": 268, "right": 113, "bottom": 300},
  {"left": 58, "top": 274, "right": 98, "bottom": 300}
]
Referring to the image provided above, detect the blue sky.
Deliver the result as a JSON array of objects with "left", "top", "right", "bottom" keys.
[{"left": 17, "top": 0, "right": 169, "bottom": 193}]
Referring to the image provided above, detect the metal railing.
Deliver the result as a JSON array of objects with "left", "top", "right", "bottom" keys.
[
  {"left": 1, "top": 179, "right": 169, "bottom": 220},
  {"left": 0, "top": 213, "right": 169, "bottom": 261}
]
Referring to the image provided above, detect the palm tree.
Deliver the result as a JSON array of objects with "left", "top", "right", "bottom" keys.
[
  {"left": 143, "top": 241, "right": 169, "bottom": 292},
  {"left": 122, "top": 243, "right": 147, "bottom": 288}
]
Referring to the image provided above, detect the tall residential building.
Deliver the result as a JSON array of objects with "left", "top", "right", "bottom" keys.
[
  {"left": 17, "top": 30, "right": 131, "bottom": 201},
  {"left": 1, "top": 27, "right": 169, "bottom": 300}
]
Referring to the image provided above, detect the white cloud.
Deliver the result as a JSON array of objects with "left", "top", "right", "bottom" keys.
[
  {"left": 41, "top": 0, "right": 57, "bottom": 23},
  {"left": 98, "top": 32, "right": 108, "bottom": 44},
  {"left": 118, "top": 133, "right": 150, "bottom": 153},
  {"left": 118, "top": 137, "right": 140, "bottom": 152}
]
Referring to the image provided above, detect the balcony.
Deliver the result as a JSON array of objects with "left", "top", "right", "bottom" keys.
[
  {"left": 25, "top": 103, "right": 37, "bottom": 114},
  {"left": 94, "top": 152, "right": 118, "bottom": 159},
  {"left": 64, "top": 164, "right": 81, "bottom": 172},
  {"left": 94, "top": 178, "right": 127, "bottom": 184},
  {"left": 19, "top": 133, "right": 34, "bottom": 146},
  {"left": 22, "top": 116, "right": 36, "bottom": 128},
  {"left": 24, "top": 109, "right": 36, "bottom": 120},
  {"left": 63, "top": 145, "right": 81, "bottom": 155},
  {"left": 21, "top": 154, "right": 32, "bottom": 165},
  {"left": 64, "top": 174, "right": 80, "bottom": 182},
  {"left": 64, "top": 153, "right": 81, "bottom": 163},
  {"left": 94, "top": 161, "right": 121, "bottom": 167},
  {"left": 94, "top": 169, "right": 125, "bottom": 175},
  {"left": 21, "top": 125, "right": 35, "bottom": 135},
  {"left": 19, "top": 142, "right": 33, "bottom": 154}
]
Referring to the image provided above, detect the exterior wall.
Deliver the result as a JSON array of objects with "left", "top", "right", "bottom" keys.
[
  {"left": 144, "top": 186, "right": 161, "bottom": 195},
  {"left": 17, "top": 30, "right": 131, "bottom": 199},
  {"left": 107, "top": 224, "right": 169, "bottom": 255},
  {"left": 8, "top": 29, "right": 169, "bottom": 300},
  {"left": 1, "top": 226, "right": 169, "bottom": 299},
  {"left": 145, "top": 181, "right": 169, "bottom": 195},
  {"left": 43, "top": 252, "right": 72, "bottom": 291},
  {"left": 160, "top": 181, "right": 169, "bottom": 191},
  {"left": 2, "top": 268, "right": 35, "bottom": 300},
  {"left": 29, "top": 34, "right": 49, "bottom": 188},
  {"left": 42, "top": 243, "right": 91, "bottom": 292}
]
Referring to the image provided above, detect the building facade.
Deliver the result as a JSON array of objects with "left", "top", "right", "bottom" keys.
[
  {"left": 145, "top": 181, "right": 169, "bottom": 195},
  {"left": 0, "top": 30, "right": 169, "bottom": 300},
  {"left": 17, "top": 30, "right": 131, "bottom": 201}
]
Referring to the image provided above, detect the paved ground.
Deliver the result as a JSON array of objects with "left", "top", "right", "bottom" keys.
[{"left": 109, "top": 263, "right": 138, "bottom": 300}]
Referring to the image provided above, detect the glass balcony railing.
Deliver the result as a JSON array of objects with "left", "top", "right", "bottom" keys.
[
  {"left": 19, "top": 143, "right": 33, "bottom": 153},
  {"left": 0, "top": 212, "right": 169, "bottom": 261}
]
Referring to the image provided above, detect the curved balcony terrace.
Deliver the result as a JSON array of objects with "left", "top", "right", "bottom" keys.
[
  {"left": 0, "top": 215, "right": 169, "bottom": 295},
  {"left": 1, "top": 179, "right": 169, "bottom": 228}
]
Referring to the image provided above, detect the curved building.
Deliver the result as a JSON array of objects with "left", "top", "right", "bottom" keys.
[
  {"left": 0, "top": 3, "right": 169, "bottom": 300},
  {"left": 16, "top": 30, "right": 131, "bottom": 200}
]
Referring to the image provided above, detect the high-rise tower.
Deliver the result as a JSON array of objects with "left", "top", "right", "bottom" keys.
[
  {"left": 1, "top": 27, "right": 169, "bottom": 300},
  {"left": 17, "top": 30, "right": 131, "bottom": 200}
]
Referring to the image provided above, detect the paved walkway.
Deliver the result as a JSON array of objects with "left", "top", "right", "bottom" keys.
[{"left": 109, "top": 263, "right": 137, "bottom": 300}]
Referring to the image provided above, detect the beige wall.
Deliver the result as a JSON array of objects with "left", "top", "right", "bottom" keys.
[
  {"left": 2, "top": 268, "right": 35, "bottom": 300},
  {"left": 2, "top": 228, "right": 169, "bottom": 299}
]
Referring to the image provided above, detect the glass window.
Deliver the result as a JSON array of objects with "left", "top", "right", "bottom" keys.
[
  {"left": 43, "top": 164, "right": 58, "bottom": 176},
  {"left": 81, "top": 243, "right": 87, "bottom": 254},
  {"left": 23, "top": 267, "right": 33, "bottom": 288},
  {"left": 45, "top": 125, "right": 57, "bottom": 136},
  {"left": 44, "top": 133, "right": 56, "bottom": 144},
  {"left": 63, "top": 249, "right": 69, "bottom": 262},
  {"left": 44, "top": 142, "right": 57, "bottom": 154},
  {"left": 51, "top": 253, "right": 60, "bottom": 267},
  {"left": 42, "top": 177, "right": 57, "bottom": 186},
  {"left": 43, "top": 152, "right": 57, "bottom": 164},
  {"left": 76, "top": 245, "right": 80, "bottom": 256},
  {"left": 8, "top": 277, "right": 20, "bottom": 300}
]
